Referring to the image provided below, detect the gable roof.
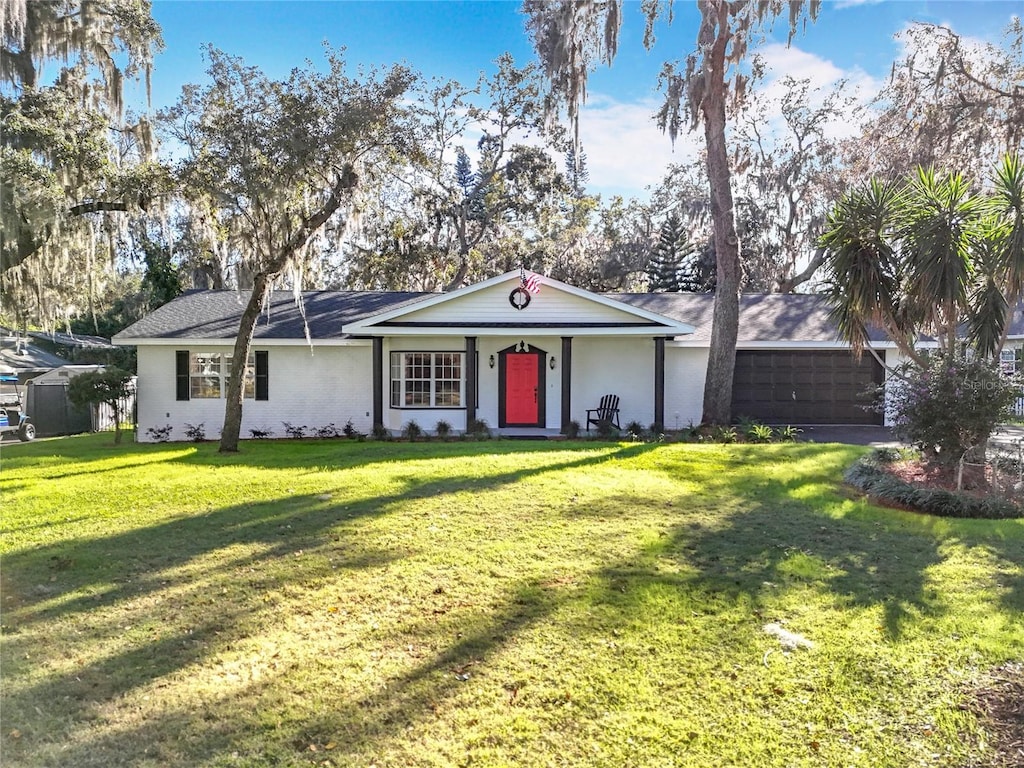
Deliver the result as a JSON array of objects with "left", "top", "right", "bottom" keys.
[
  {"left": 343, "top": 271, "right": 695, "bottom": 336},
  {"left": 114, "top": 290, "right": 431, "bottom": 344}
]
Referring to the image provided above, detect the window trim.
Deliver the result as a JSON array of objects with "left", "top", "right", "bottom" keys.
[
  {"left": 389, "top": 350, "right": 465, "bottom": 409},
  {"left": 181, "top": 350, "right": 260, "bottom": 400}
]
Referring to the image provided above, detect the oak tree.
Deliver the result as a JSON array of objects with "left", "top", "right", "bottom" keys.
[{"left": 165, "top": 48, "right": 414, "bottom": 451}]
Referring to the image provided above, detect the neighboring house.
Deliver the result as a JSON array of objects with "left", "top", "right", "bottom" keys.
[
  {"left": 27, "top": 329, "right": 120, "bottom": 365},
  {"left": 0, "top": 328, "right": 68, "bottom": 381},
  {"left": 1, "top": 329, "right": 129, "bottom": 436},
  {"left": 113, "top": 271, "right": 1024, "bottom": 442}
]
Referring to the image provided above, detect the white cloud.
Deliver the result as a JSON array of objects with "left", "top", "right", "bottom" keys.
[
  {"left": 753, "top": 42, "right": 884, "bottom": 142},
  {"left": 576, "top": 93, "right": 702, "bottom": 200},
  {"left": 569, "top": 43, "right": 885, "bottom": 201}
]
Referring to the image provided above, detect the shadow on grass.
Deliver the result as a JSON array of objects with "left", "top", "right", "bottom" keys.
[
  {"left": 4, "top": 442, "right": 659, "bottom": 623},
  {"left": 1, "top": 441, "right": 658, "bottom": 765},
  {"left": 4, "top": 439, "right": 1021, "bottom": 767},
  {"left": 3, "top": 573, "right": 572, "bottom": 768},
  {"left": 5, "top": 444, "right": 658, "bottom": 763}
]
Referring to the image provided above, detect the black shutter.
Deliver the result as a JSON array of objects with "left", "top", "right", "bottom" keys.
[
  {"left": 255, "top": 351, "right": 269, "bottom": 400},
  {"left": 176, "top": 351, "right": 190, "bottom": 401}
]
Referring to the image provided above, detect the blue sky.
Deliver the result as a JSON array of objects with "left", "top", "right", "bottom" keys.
[{"left": 138, "top": 1, "right": 1022, "bottom": 198}]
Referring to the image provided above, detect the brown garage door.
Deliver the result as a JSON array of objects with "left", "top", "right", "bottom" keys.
[{"left": 731, "top": 350, "right": 884, "bottom": 425}]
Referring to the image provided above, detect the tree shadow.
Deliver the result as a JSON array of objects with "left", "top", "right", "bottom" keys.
[
  {"left": 2, "top": 573, "right": 574, "bottom": 767},
  {"left": 3, "top": 442, "right": 658, "bottom": 627},
  {"left": 3, "top": 440, "right": 1020, "bottom": 766}
]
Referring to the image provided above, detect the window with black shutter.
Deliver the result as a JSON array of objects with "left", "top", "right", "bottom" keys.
[
  {"left": 255, "top": 351, "right": 269, "bottom": 400},
  {"left": 175, "top": 351, "right": 190, "bottom": 401}
]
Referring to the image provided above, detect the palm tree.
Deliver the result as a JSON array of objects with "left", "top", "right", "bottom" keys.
[{"left": 820, "top": 154, "right": 1024, "bottom": 365}]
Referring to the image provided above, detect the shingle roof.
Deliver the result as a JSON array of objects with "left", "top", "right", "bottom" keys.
[
  {"left": 0, "top": 331, "right": 69, "bottom": 371},
  {"left": 28, "top": 330, "right": 116, "bottom": 349},
  {"left": 114, "top": 288, "right": 1024, "bottom": 346},
  {"left": 608, "top": 293, "right": 892, "bottom": 344},
  {"left": 114, "top": 290, "right": 433, "bottom": 341}
]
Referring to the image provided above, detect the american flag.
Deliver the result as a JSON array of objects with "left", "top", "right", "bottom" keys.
[{"left": 521, "top": 269, "right": 542, "bottom": 294}]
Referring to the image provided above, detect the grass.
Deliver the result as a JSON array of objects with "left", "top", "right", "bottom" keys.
[{"left": 1, "top": 434, "right": 1022, "bottom": 767}]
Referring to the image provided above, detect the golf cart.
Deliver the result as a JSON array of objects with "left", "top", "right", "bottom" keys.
[{"left": 0, "top": 374, "right": 35, "bottom": 441}]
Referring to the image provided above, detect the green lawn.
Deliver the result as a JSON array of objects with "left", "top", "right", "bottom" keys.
[{"left": 1, "top": 434, "right": 1021, "bottom": 767}]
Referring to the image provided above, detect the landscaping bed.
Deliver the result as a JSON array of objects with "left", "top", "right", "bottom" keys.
[{"left": 845, "top": 449, "right": 1024, "bottom": 519}]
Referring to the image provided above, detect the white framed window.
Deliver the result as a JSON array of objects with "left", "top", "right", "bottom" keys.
[
  {"left": 189, "top": 352, "right": 255, "bottom": 399},
  {"left": 390, "top": 352, "right": 463, "bottom": 408},
  {"left": 1000, "top": 349, "right": 1019, "bottom": 375}
]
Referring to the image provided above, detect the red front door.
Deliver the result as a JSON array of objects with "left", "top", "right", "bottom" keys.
[{"left": 505, "top": 353, "right": 538, "bottom": 425}]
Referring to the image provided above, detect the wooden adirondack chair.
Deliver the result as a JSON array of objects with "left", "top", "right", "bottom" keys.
[{"left": 586, "top": 394, "right": 621, "bottom": 433}]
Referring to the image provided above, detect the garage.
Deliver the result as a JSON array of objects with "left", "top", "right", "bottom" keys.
[{"left": 731, "top": 350, "right": 884, "bottom": 425}]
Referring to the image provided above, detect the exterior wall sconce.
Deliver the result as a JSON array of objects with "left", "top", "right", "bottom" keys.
[
  {"left": 489, "top": 354, "right": 495, "bottom": 369},
  {"left": 550, "top": 355, "right": 556, "bottom": 370}
]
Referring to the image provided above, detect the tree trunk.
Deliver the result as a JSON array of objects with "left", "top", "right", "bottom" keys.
[
  {"left": 699, "top": 2, "right": 741, "bottom": 427},
  {"left": 217, "top": 170, "right": 355, "bottom": 452},
  {"left": 219, "top": 273, "right": 272, "bottom": 452}
]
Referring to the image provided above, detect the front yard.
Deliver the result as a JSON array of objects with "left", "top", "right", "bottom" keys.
[{"left": 1, "top": 435, "right": 1022, "bottom": 767}]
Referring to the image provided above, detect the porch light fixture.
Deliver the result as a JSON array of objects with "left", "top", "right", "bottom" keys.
[
  {"left": 489, "top": 354, "right": 495, "bottom": 369},
  {"left": 549, "top": 355, "right": 556, "bottom": 370}
]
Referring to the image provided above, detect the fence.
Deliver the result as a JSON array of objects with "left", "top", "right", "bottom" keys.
[{"left": 91, "top": 380, "right": 137, "bottom": 434}]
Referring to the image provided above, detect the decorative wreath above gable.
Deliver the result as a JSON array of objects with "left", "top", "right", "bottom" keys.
[{"left": 508, "top": 287, "right": 531, "bottom": 310}]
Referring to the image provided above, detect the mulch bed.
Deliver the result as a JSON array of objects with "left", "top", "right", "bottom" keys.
[
  {"left": 964, "top": 662, "right": 1024, "bottom": 767},
  {"left": 885, "top": 458, "right": 1020, "bottom": 504}
]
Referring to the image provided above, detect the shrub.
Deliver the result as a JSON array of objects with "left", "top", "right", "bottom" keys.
[
  {"left": 282, "top": 422, "right": 307, "bottom": 439},
  {"left": 184, "top": 422, "right": 206, "bottom": 442},
  {"left": 371, "top": 422, "right": 391, "bottom": 440},
  {"left": 466, "top": 418, "right": 491, "bottom": 439},
  {"left": 774, "top": 425, "right": 802, "bottom": 442},
  {"left": 66, "top": 367, "right": 134, "bottom": 444},
  {"left": 650, "top": 421, "right": 665, "bottom": 436},
  {"left": 146, "top": 424, "right": 173, "bottom": 442},
  {"left": 564, "top": 420, "right": 581, "bottom": 439},
  {"left": 401, "top": 420, "right": 423, "bottom": 441},
  {"left": 625, "top": 420, "right": 645, "bottom": 441},
  {"left": 434, "top": 420, "right": 452, "bottom": 439},
  {"left": 885, "top": 353, "right": 1021, "bottom": 467},
  {"left": 746, "top": 423, "right": 774, "bottom": 443},
  {"left": 714, "top": 426, "right": 738, "bottom": 444},
  {"left": 249, "top": 428, "right": 273, "bottom": 439},
  {"left": 342, "top": 419, "right": 359, "bottom": 439},
  {"left": 596, "top": 420, "right": 619, "bottom": 439}
]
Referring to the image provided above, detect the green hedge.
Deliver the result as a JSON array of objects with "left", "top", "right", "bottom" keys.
[{"left": 845, "top": 452, "right": 1023, "bottom": 519}]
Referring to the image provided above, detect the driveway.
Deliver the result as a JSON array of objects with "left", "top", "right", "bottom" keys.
[
  {"left": 795, "top": 425, "right": 901, "bottom": 447},
  {"left": 992, "top": 424, "right": 1024, "bottom": 448},
  {"left": 794, "top": 424, "right": 1023, "bottom": 449}
]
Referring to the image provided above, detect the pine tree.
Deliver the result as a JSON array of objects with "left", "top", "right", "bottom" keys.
[
  {"left": 565, "top": 146, "right": 590, "bottom": 198},
  {"left": 678, "top": 243, "right": 716, "bottom": 293},
  {"left": 454, "top": 147, "right": 475, "bottom": 197},
  {"left": 647, "top": 214, "right": 691, "bottom": 292}
]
